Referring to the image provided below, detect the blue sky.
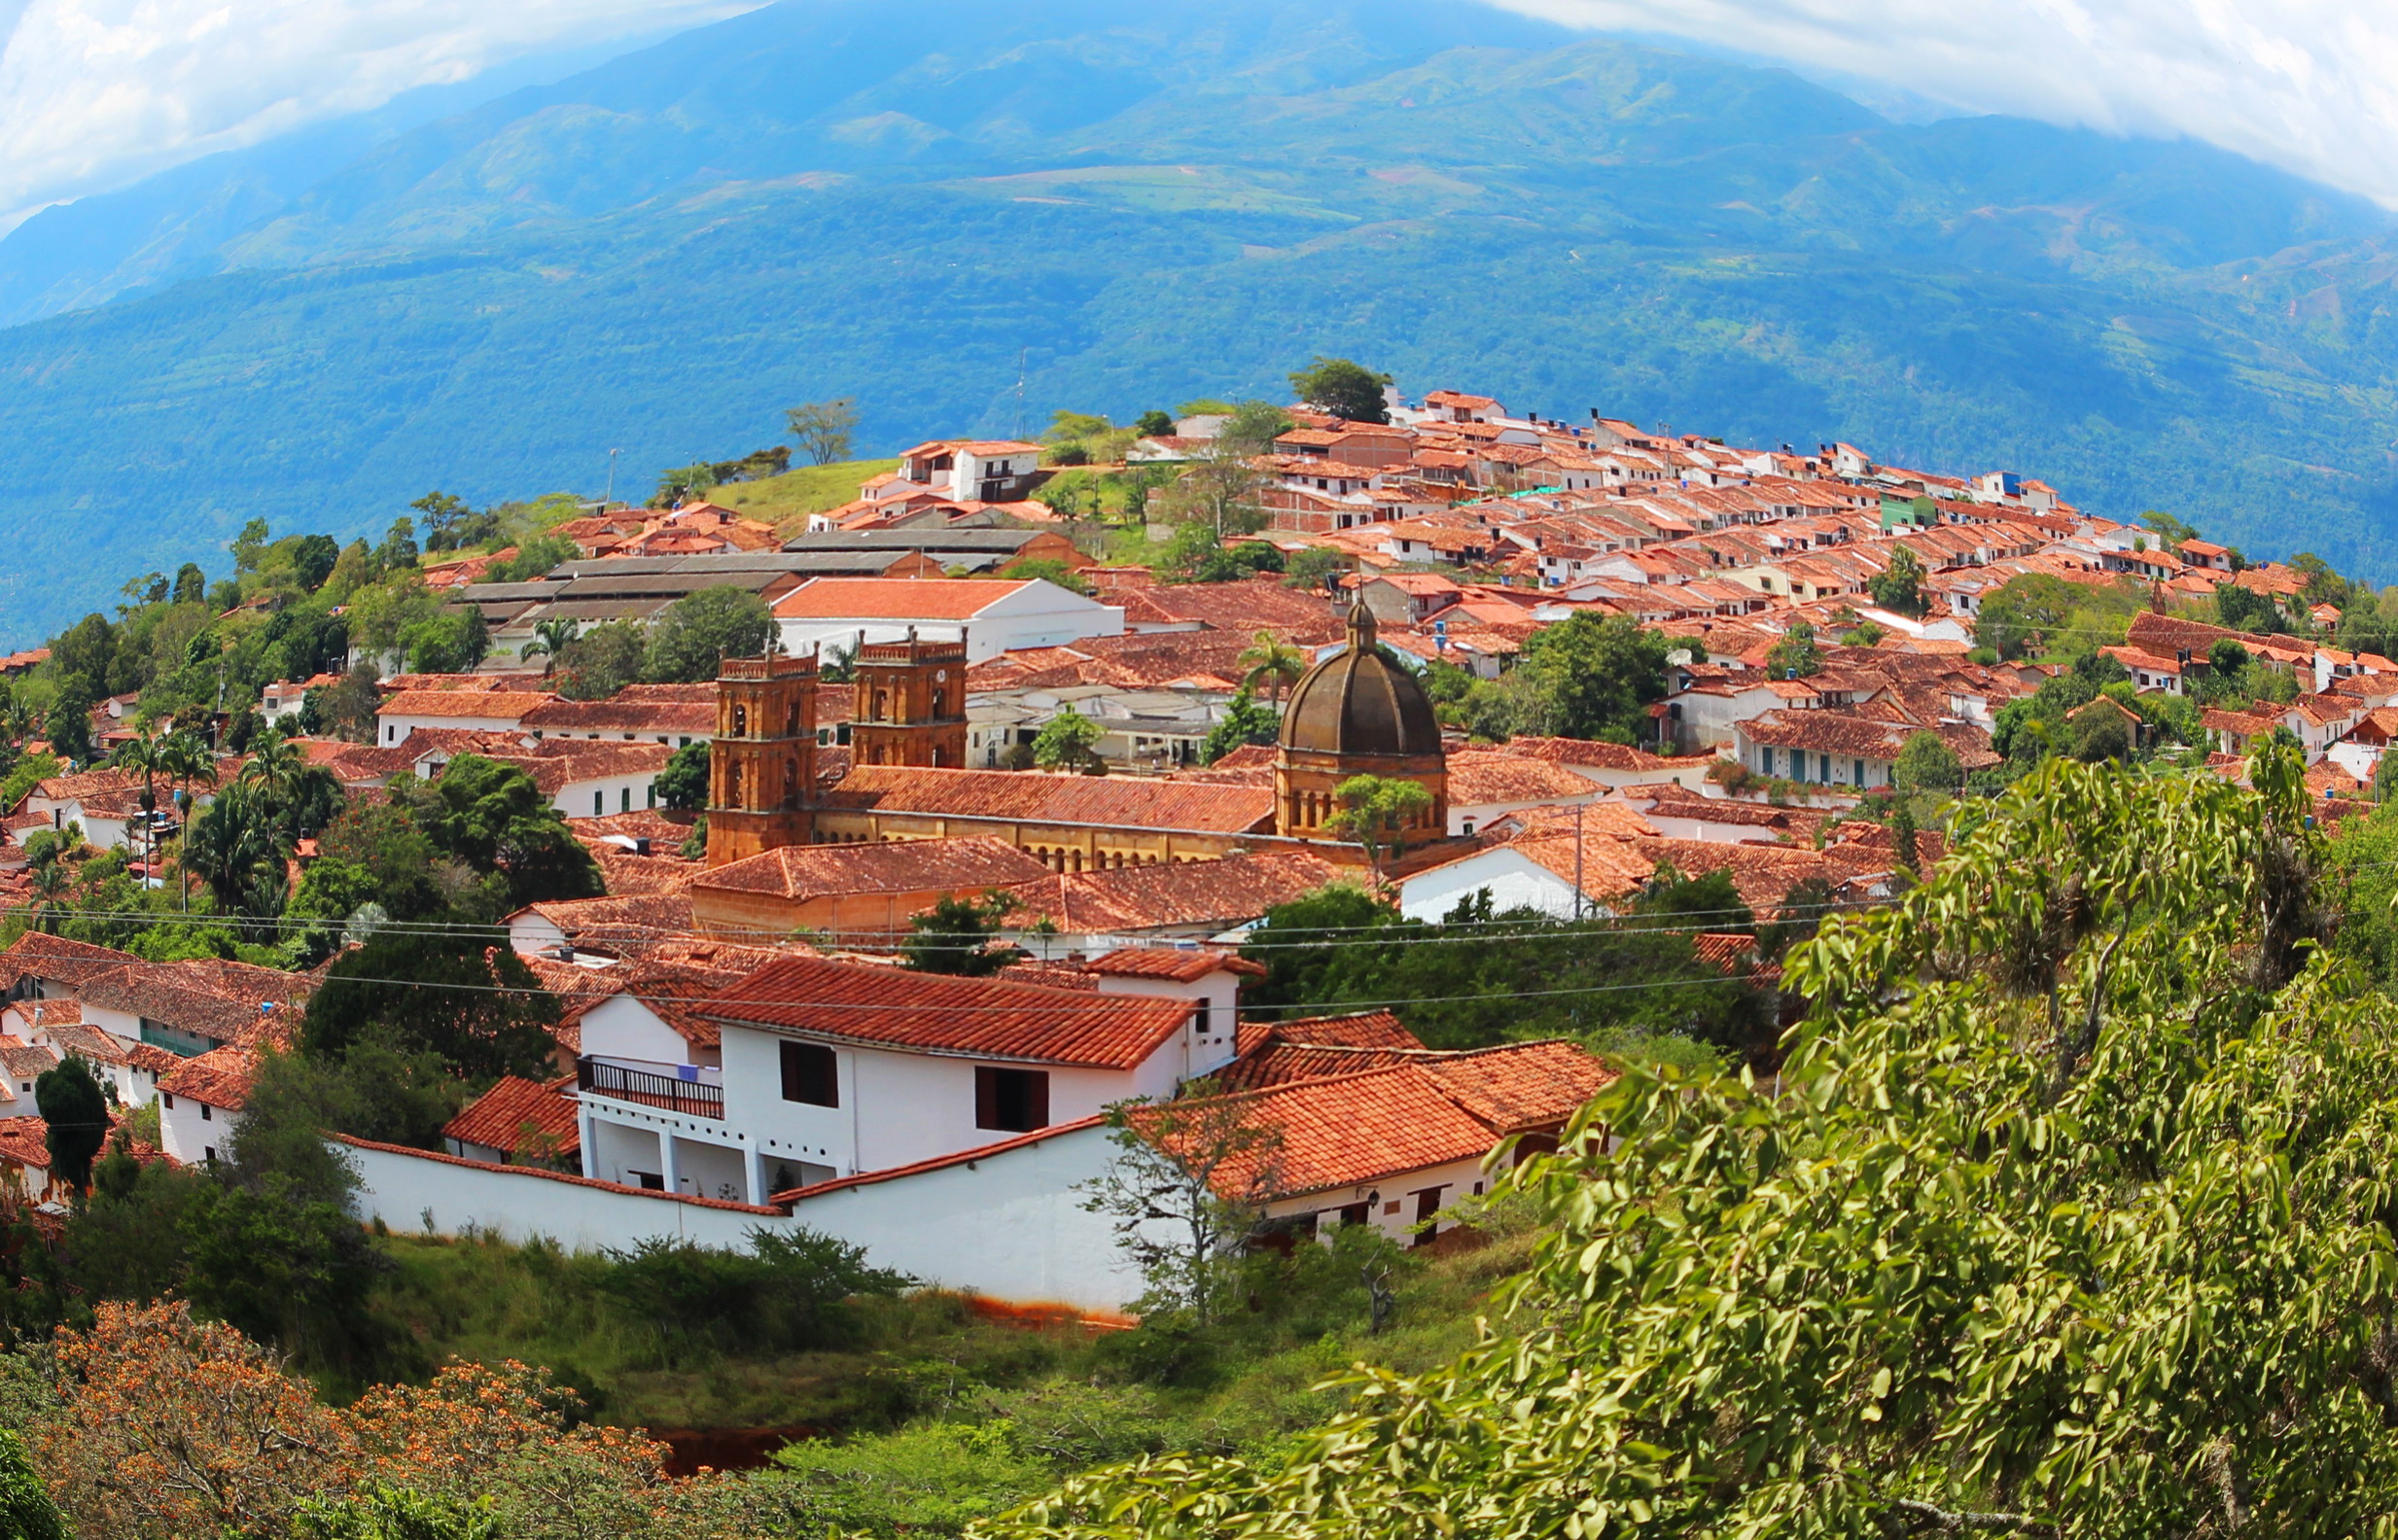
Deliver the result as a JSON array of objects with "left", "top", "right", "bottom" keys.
[{"left": 3, "top": 0, "right": 2394, "bottom": 234}]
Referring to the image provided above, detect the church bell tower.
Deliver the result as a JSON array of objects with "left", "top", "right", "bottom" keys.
[{"left": 705, "top": 652, "right": 818, "bottom": 865}]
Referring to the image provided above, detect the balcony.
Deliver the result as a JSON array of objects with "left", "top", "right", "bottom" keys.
[{"left": 577, "top": 1056, "right": 723, "bottom": 1118}]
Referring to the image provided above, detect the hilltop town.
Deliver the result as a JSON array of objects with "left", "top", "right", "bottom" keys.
[{"left": 0, "top": 370, "right": 2390, "bottom": 1531}]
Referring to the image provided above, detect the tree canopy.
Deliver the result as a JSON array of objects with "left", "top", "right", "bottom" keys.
[{"left": 1004, "top": 744, "right": 2398, "bottom": 1539}]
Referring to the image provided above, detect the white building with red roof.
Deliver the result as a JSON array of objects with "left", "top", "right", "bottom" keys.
[
  {"left": 768, "top": 578, "right": 1123, "bottom": 664},
  {"left": 569, "top": 951, "right": 1250, "bottom": 1206}
]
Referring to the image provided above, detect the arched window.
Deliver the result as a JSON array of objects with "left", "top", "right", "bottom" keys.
[
  {"left": 786, "top": 704, "right": 800, "bottom": 737},
  {"left": 784, "top": 757, "right": 799, "bottom": 806},
  {"left": 732, "top": 704, "right": 748, "bottom": 737},
  {"left": 931, "top": 687, "right": 947, "bottom": 718}
]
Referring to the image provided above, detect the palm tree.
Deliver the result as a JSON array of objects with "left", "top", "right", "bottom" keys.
[
  {"left": 111, "top": 732, "right": 165, "bottom": 878},
  {"left": 27, "top": 856, "right": 66, "bottom": 935},
  {"left": 1237, "top": 629, "right": 1308, "bottom": 707},
  {"left": 237, "top": 725, "right": 304, "bottom": 803},
  {"left": 180, "top": 783, "right": 284, "bottom": 919},
  {"left": 154, "top": 730, "right": 219, "bottom": 912},
  {"left": 519, "top": 617, "right": 582, "bottom": 675}
]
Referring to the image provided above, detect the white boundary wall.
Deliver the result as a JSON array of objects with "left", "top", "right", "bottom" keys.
[{"left": 339, "top": 1121, "right": 1148, "bottom": 1313}]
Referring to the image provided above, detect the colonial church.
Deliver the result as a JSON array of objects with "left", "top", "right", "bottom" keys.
[{"left": 704, "top": 603, "right": 1455, "bottom": 872}]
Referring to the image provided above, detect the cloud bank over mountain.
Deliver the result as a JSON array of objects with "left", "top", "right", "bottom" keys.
[
  {"left": 0, "top": 0, "right": 755, "bottom": 231},
  {"left": 1503, "top": 0, "right": 2398, "bottom": 206}
]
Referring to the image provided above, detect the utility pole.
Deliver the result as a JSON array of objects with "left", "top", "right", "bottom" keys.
[
  {"left": 1014, "top": 348, "right": 1028, "bottom": 442},
  {"left": 603, "top": 447, "right": 622, "bottom": 510},
  {"left": 1572, "top": 799, "right": 1586, "bottom": 922}
]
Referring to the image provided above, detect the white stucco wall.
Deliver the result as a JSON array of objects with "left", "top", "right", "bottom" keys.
[
  {"left": 159, "top": 1093, "right": 240, "bottom": 1165},
  {"left": 711, "top": 1024, "right": 1184, "bottom": 1178},
  {"left": 555, "top": 770, "right": 663, "bottom": 821},
  {"left": 1396, "top": 849, "right": 1580, "bottom": 923},
  {"left": 580, "top": 994, "right": 716, "bottom": 1068},
  {"left": 339, "top": 1125, "right": 1150, "bottom": 1312}
]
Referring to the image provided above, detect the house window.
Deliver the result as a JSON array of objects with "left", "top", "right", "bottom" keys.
[
  {"left": 619, "top": 787, "right": 632, "bottom": 814},
  {"left": 1854, "top": 758, "right": 1867, "bottom": 786},
  {"left": 200, "top": 1103, "right": 212, "bottom": 1122},
  {"left": 780, "top": 1042, "right": 838, "bottom": 1107},
  {"left": 1819, "top": 752, "right": 1833, "bottom": 782},
  {"left": 161, "top": 1095, "right": 174, "bottom": 1110},
  {"left": 1194, "top": 999, "right": 1212, "bottom": 1038},
  {"left": 975, "top": 1067, "right": 1050, "bottom": 1133},
  {"left": 203, "top": 1146, "right": 216, "bottom": 1164},
  {"left": 1759, "top": 747, "right": 1775, "bottom": 776},
  {"left": 647, "top": 783, "right": 656, "bottom": 809}
]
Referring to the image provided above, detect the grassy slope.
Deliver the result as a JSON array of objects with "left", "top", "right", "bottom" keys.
[
  {"left": 708, "top": 458, "right": 899, "bottom": 532},
  {"left": 351, "top": 1225, "right": 1528, "bottom": 1452}
]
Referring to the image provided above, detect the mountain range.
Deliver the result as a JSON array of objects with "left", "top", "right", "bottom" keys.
[{"left": 3, "top": 0, "right": 2397, "bottom": 642}]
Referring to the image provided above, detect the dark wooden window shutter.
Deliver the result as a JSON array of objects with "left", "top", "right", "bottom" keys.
[
  {"left": 975, "top": 1067, "right": 1000, "bottom": 1129},
  {"left": 781, "top": 1041, "right": 838, "bottom": 1106}
]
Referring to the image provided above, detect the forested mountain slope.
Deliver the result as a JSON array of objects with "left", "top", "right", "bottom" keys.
[{"left": 2, "top": 0, "right": 2395, "bottom": 640}]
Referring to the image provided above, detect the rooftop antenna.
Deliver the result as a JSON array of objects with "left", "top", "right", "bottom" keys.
[{"left": 1014, "top": 347, "right": 1028, "bottom": 442}]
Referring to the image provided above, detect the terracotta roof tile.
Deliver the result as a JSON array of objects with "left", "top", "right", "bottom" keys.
[
  {"left": 692, "top": 836, "right": 1051, "bottom": 902},
  {"left": 770, "top": 578, "right": 1042, "bottom": 621},
  {"left": 698, "top": 955, "right": 1194, "bottom": 1070},
  {"left": 1446, "top": 751, "right": 1599, "bottom": 807},
  {"left": 1002, "top": 851, "right": 1344, "bottom": 933},
  {"left": 158, "top": 1046, "right": 258, "bottom": 1110},
  {"left": 1134, "top": 1040, "right": 1615, "bottom": 1201},
  {"left": 1083, "top": 947, "right": 1267, "bottom": 982},
  {"left": 379, "top": 689, "right": 560, "bottom": 720},
  {"left": 443, "top": 1075, "right": 582, "bottom": 1158},
  {"left": 822, "top": 766, "right": 1275, "bottom": 835}
]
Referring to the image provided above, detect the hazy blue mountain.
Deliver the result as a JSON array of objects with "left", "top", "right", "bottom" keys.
[{"left": 0, "top": 0, "right": 2394, "bottom": 643}]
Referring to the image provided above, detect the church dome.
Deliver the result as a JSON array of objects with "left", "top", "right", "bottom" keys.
[{"left": 1279, "top": 605, "right": 1442, "bottom": 759}]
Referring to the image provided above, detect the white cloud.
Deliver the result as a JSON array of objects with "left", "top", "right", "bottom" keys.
[
  {"left": 0, "top": 0, "right": 752, "bottom": 230},
  {"left": 1492, "top": 0, "right": 2398, "bottom": 205}
]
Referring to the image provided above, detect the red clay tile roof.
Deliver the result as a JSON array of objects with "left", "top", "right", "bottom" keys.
[
  {"left": 1446, "top": 752, "right": 1598, "bottom": 808},
  {"left": 692, "top": 837, "right": 1051, "bottom": 902},
  {"left": 443, "top": 1075, "right": 581, "bottom": 1158},
  {"left": 520, "top": 684, "right": 716, "bottom": 737},
  {"left": 1134, "top": 1040, "right": 1615, "bottom": 1201},
  {"left": 1217, "top": 1010, "right": 1425, "bottom": 1091},
  {"left": 158, "top": 1046, "right": 258, "bottom": 1110},
  {"left": 0, "top": 1037, "right": 57, "bottom": 1080},
  {"left": 1083, "top": 948, "right": 1267, "bottom": 982},
  {"left": 515, "top": 892, "right": 696, "bottom": 951},
  {"left": 771, "top": 578, "right": 1042, "bottom": 621},
  {"left": 822, "top": 766, "right": 1276, "bottom": 835},
  {"left": 1498, "top": 737, "right": 1719, "bottom": 773},
  {"left": 698, "top": 955, "right": 1194, "bottom": 1070},
  {"left": 1001, "top": 851, "right": 1345, "bottom": 933},
  {"left": 379, "top": 689, "right": 560, "bottom": 720},
  {"left": 0, "top": 933, "right": 139, "bottom": 992}
]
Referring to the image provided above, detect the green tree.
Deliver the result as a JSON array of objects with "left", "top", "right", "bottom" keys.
[
  {"left": 405, "top": 753, "right": 602, "bottom": 908},
  {"left": 517, "top": 616, "right": 581, "bottom": 673},
  {"left": 1032, "top": 707, "right": 1105, "bottom": 772},
  {"left": 171, "top": 563, "right": 207, "bottom": 605},
  {"left": 1763, "top": 618, "right": 1822, "bottom": 679},
  {"left": 0, "top": 1428, "right": 66, "bottom": 1540},
  {"left": 997, "top": 557, "right": 1092, "bottom": 595},
  {"left": 1973, "top": 573, "right": 2079, "bottom": 659},
  {"left": 652, "top": 463, "right": 718, "bottom": 508},
  {"left": 553, "top": 619, "right": 647, "bottom": 701},
  {"left": 292, "top": 1485, "right": 502, "bottom": 1540},
  {"left": 34, "top": 1056, "right": 108, "bottom": 1197},
  {"left": 641, "top": 587, "right": 774, "bottom": 682},
  {"left": 655, "top": 742, "right": 710, "bottom": 811},
  {"left": 1008, "top": 746, "right": 2367, "bottom": 1540},
  {"left": 1200, "top": 687, "right": 1279, "bottom": 765},
  {"left": 180, "top": 782, "right": 287, "bottom": 917},
  {"left": 1513, "top": 612, "right": 1673, "bottom": 742},
  {"left": 899, "top": 892, "right": 1025, "bottom": 976},
  {"left": 1332, "top": 774, "right": 1433, "bottom": 878},
  {"left": 1287, "top": 358, "right": 1393, "bottom": 424},
  {"left": 1236, "top": 630, "right": 1308, "bottom": 706},
  {"left": 1891, "top": 730, "right": 1961, "bottom": 795},
  {"left": 1282, "top": 546, "right": 1347, "bottom": 594},
  {"left": 409, "top": 492, "right": 474, "bottom": 552},
  {"left": 1133, "top": 409, "right": 1174, "bottom": 437},
  {"left": 301, "top": 929, "right": 560, "bottom": 1080},
  {"left": 2216, "top": 578, "right": 2283, "bottom": 633},
  {"left": 230, "top": 517, "right": 273, "bottom": 575},
  {"left": 786, "top": 398, "right": 861, "bottom": 467},
  {"left": 401, "top": 607, "right": 488, "bottom": 675},
  {"left": 1867, "top": 542, "right": 1927, "bottom": 617},
  {"left": 1082, "top": 1085, "right": 1287, "bottom": 1324}
]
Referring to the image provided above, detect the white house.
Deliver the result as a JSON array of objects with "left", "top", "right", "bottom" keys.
[
  {"left": 572, "top": 954, "right": 1239, "bottom": 1206},
  {"left": 769, "top": 578, "right": 1124, "bottom": 665},
  {"left": 1443, "top": 751, "right": 1603, "bottom": 839},
  {"left": 157, "top": 1046, "right": 256, "bottom": 1165},
  {"left": 261, "top": 673, "right": 340, "bottom": 726},
  {"left": 891, "top": 439, "right": 1047, "bottom": 504}
]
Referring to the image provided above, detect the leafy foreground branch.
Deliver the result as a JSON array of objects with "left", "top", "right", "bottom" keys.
[{"left": 992, "top": 743, "right": 2398, "bottom": 1538}]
